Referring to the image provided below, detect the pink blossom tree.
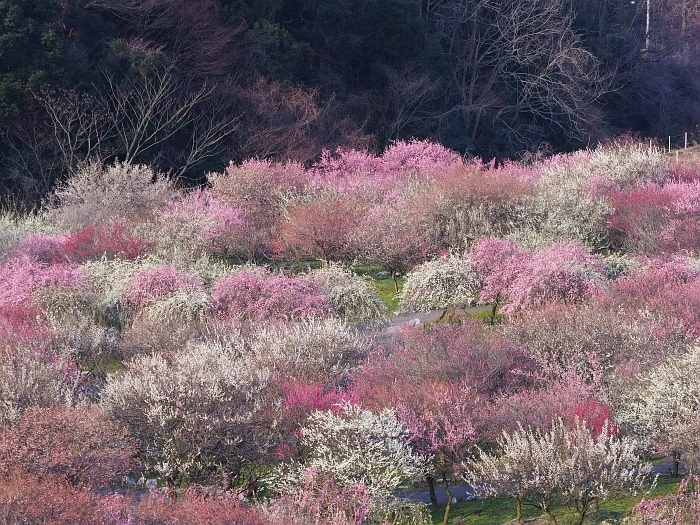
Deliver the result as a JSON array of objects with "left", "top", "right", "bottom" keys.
[
  {"left": 352, "top": 197, "right": 434, "bottom": 293},
  {"left": 60, "top": 223, "right": 146, "bottom": 262},
  {"left": 352, "top": 322, "right": 534, "bottom": 517},
  {"left": 210, "top": 159, "right": 307, "bottom": 262},
  {"left": 634, "top": 475, "right": 700, "bottom": 523},
  {"left": 606, "top": 179, "right": 700, "bottom": 255},
  {"left": 0, "top": 406, "right": 138, "bottom": 489},
  {"left": 396, "top": 380, "right": 479, "bottom": 525},
  {"left": 276, "top": 192, "right": 368, "bottom": 265},
  {"left": 471, "top": 239, "right": 608, "bottom": 315},
  {"left": 0, "top": 254, "right": 83, "bottom": 308},
  {"left": 604, "top": 257, "right": 700, "bottom": 339},
  {"left": 152, "top": 188, "right": 247, "bottom": 261},
  {"left": 120, "top": 264, "right": 203, "bottom": 312},
  {"left": 212, "top": 268, "right": 333, "bottom": 323},
  {"left": 470, "top": 237, "right": 529, "bottom": 319}
]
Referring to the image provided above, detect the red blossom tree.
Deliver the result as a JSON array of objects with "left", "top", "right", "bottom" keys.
[{"left": 0, "top": 406, "right": 138, "bottom": 489}]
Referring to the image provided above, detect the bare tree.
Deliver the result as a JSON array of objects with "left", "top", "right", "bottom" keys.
[
  {"left": 379, "top": 63, "right": 442, "bottom": 141},
  {"left": 229, "top": 78, "right": 368, "bottom": 164},
  {"left": 33, "top": 88, "right": 116, "bottom": 172},
  {"left": 88, "top": 0, "right": 244, "bottom": 76},
  {"left": 99, "top": 62, "right": 240, "bottom": 176},
  {"left": 432, "top": 0, "right": 610, "bottom": 148}
]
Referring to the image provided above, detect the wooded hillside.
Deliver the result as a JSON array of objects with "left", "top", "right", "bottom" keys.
[{"left": 1, "top": 0, "right": 699, "bottom": 203}]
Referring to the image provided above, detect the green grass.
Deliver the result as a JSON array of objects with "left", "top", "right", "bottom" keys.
[
  {"left": 429, "top": 475, "right": 682, "bottom": 524},
  {"left": 352, "top": 264, "right": 406, "bottom": 314},
  {"left": 465, "top": 306, "right": 503, "bottom": 325},
  {"left": 371, "top": 276, "right": 405, "bottom": 314}
]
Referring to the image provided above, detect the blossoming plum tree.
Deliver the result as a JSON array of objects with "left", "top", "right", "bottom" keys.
[
  {"left": 269, "top": 402, "right": 427, "bottom": 522},
  {"left": 101, "top": 337, "right": 277, "bottom": 488},
  {"left": 617, "top": 345, "right": 700, "bottom": 476},
  {"left": 465, "top": 419, "right": 651, "bottom": 524},
  {"left": 398, "top": 253, "right": 480, "bottom": 318},
  {"left": 471, "top": 239, "right": 608, "bottom": 315},
  {"left": 212, "top": 267, "right": 333, "bottom": 323},
  {"left": 0, "top": 406, "right": 137, "bottom": 489}
]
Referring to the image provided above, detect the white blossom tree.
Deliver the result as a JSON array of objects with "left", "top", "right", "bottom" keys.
[
  {"left": 269, "top": 402, "right": 427, "bottom": 499},
  {"left": 398, "top": 253, "right": 480, "bottom": 318},
  {"left": 464, "top": 419, "right": 651, "bottom": 524},
  {"left": 101, "top": 337, "right": 276, "bottom": 488},
  {"left": 617, "top": 345, "right": 700, "bottom": 476}
]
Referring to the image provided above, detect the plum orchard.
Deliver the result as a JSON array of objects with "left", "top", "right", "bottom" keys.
[{"left": 0, "top": 142, "right": 697, "bottom": 521}]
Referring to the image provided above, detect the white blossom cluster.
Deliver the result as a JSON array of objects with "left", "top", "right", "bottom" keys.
[
  {"left": 617, "top": 345, "right": 700, "bottom": 468},
  {"left": 465, "top": 419, "right": 651, "bottom": 521},
  {"left": 0, "top": 347, "right": 76, "bottom": 428},
  {"left": 308, "top": 263, "right": 388, "bottom": 323},
  {"left": 47, "top": 161, "right": 175, "bottom": 230},
  {"left": 0, "top": 210, "right": 55, "bottom": 261},
  {"left": 250, "top": 318, "right": 370, "bottom": 382},
  {"left": 270, "top": 402, "right": 427, "bottom": 499},
  {"left": 101, "top": 337, "right": 271, "bottom": 484},
  {"left": 398, "top": 254, "right": 480, "bottom": 313}
]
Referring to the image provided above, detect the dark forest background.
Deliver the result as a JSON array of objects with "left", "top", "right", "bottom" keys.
[{"left": 1, "top": 0, "right": 699, "bottom": 204}]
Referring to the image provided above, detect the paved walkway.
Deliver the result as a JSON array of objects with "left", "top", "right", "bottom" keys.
[{"left": 385, "top": 305, "right": 493, "bottom": 333}]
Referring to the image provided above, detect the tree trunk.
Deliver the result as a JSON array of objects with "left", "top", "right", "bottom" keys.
[
  {"left": 441, "top": 474, "right": 452, "bottom": 525},
  {"left": 673, "top": 450, "right": 681, "bottom": 477},
  {"left": 426, "top": 475, "right": 438, "bottom": 507}
]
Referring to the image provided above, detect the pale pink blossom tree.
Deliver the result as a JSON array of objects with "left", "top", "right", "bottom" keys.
[{"left": 212, "top": 267, "right": 333, "bottom": 323}]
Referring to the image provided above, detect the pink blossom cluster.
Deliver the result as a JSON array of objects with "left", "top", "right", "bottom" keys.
[
  {"left": 159, "top": 188, "right": 247, "bottom": 255},
  {"left": 470, "top": 238, "right": 607, "bottom": 313},
  {"left": 15, "top": 224, "right": 144, "bottom": 264},
  {"left": 120, "top": 265, "right": 203, "bottom": 311},
  {"left": 212, "top": 268, "right": 333, "bottom": 322},
  {"left": 0, "top": 255, "right": 83, "bottom": 308},
  {"left": 311, "top": 139, "right": 461, "bottom": 196}
]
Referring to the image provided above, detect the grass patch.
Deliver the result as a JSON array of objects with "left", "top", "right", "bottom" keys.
[
  {"left": 428, "top": 475, "right": 682, "bottom": 524},
  {"left": 371, "top": 276, "right": 404, "bottom": 314},
  {"left": 352, "top": 264, "right": 405, "bottom": 314},
  {"left": 466, "top": 306, "right": 503, "bottom": 325}
]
